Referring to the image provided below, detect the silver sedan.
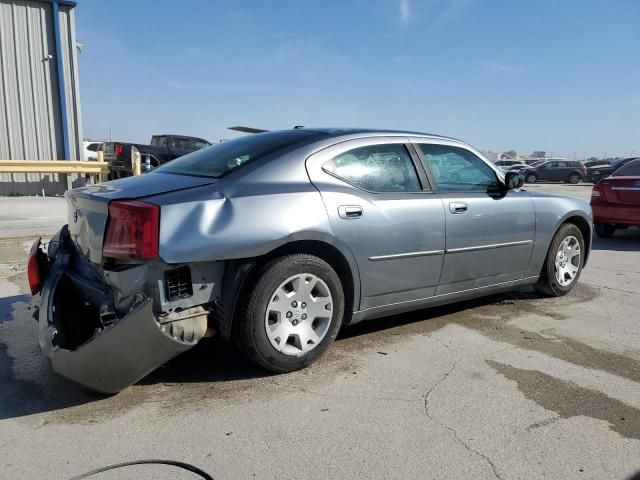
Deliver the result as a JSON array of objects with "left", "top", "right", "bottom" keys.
[{"left": 28, "top": 128, "right": 592, "bottom": 393}]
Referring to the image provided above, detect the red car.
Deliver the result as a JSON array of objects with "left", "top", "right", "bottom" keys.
[{"left": 591, "top": 159, "right": 640, "bottom": 237}]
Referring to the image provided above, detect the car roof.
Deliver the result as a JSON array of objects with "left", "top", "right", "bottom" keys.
[
  {"left": 154, "top": 134, "right": 210, "bottom": 141},
  {"left": 277, "top": 127, "right": 464, "bottom": 143}
]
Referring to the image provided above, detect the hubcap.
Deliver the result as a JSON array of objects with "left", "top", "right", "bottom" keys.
[
  {"left": 265, "top": 273, "right": 333, "bottom": 356},
  {"left": 554, "top": 235, "right": 581, "bottom": 287}
]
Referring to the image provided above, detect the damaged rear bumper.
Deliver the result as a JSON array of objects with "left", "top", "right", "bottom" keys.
[{"left": 38, "top": 232, "right": 197, "bottom": 394}]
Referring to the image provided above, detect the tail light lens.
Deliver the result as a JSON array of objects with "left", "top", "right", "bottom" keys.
[
  {"left": 115, "top": 144, "right": 124, "bottom": 156},
  {"left": 28, "top": 239, "right": 43, "bottom": 295},
  {"left": 103, "top": 201, "right": 159, "bottom": 260},
  {"left": 581, "top": 165, "right": 587, "bottom": 174}
]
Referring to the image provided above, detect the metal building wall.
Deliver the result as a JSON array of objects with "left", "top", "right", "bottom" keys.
[{"left": 0, "top": 0, "right": 83, "bottom": 195}]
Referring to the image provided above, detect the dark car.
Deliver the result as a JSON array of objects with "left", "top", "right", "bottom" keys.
[
  {"left": 522, "top": 160, "right": 588, "bottom": 184},
  {"left": 584, "top": 159, "right": 610, "bottom": 169},
  {"left": 103, "top": 134, "right": 212, "bottom": 179},
  {"left": 588, "top": 157, "right": 639, "bottom": 183}
]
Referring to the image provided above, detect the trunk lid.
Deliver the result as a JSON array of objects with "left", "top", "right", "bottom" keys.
[
  {"left": 66, "top": 172, "right": 218, "bottom": 263},
  {"left": 599, "top": 177, "right": 640, "bottom": 205}
]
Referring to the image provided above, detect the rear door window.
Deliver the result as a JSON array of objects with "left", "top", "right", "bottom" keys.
[
  {"left": 323, "top": 144, "right": 422, "bottom": 192},
  {"left": 417, "top": 144, "right": 499, "bottom": 192}
]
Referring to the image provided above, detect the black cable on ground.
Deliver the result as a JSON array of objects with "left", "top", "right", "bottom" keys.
[{"left": 68, "top": 459, "right": 214, "bottom": 480}]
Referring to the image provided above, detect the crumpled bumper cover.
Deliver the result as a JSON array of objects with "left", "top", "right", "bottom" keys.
[{"left": 38, "top": 239, "right": 195, "bottom": 394}]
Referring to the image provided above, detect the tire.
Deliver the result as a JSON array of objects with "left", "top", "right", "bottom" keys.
[
  {"left": 595, "top": 223, "right": 615, "bottom": 238},
  {"left": 235, "top": 254, "right": 345, "bottom": 373},
  {"left": 567, "top": 173, "right": 580, "bottom": 184},
  {"left": 534, "top": 223, "right": 585, "bottom": 297},
  {"left": 525, "top": 173, "right": 537, "bottom": 183}
]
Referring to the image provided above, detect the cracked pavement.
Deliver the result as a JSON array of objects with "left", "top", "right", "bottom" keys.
[{"left": 1, "top": 184, "right": 640, "bottom": 479}]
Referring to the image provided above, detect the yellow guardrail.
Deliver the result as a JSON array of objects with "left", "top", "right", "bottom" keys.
[{"left": 0, "top": 160, "right": 109, "bottom": 182}]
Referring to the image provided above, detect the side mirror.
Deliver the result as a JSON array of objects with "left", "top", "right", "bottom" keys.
[{"left": 505, "top": 171, "right": 524, "bottom": 190}]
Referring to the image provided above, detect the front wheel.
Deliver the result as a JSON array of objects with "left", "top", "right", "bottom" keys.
[
  {"left": 525, "top": 173, "right": 537, "bottom": 183},
  {"left": 235, "top": 254, "right": 345, "bottom": 373},
  {"left": 534, "top": 223, "right": 585, "bottom": 297}
]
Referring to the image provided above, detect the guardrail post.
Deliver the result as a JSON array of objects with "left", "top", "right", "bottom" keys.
[
  {"left": 97, "top": 150, "right": 105, "bottom": 183},
  {"left": 132, "top": 147, "right": 141, "bottom": 176}
]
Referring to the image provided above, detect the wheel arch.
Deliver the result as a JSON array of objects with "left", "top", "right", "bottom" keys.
[
  {"left": 560, "top": 214, "right": 592, "bottom": 265},
  {"left": 216, "top": 239, "right": 360, "bottom": 340}
]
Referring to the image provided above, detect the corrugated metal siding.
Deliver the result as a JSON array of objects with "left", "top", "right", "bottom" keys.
[
  {"left": 0, "top": 0, "right": 84, "bottom": 196},
  {"left": 61, "top": 4, "right": 82, "bottom": 160}
]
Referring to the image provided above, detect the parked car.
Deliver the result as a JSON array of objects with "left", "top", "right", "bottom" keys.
[
  {"left": 590, "top": 159, "right": 640, "bottom": 237},
  {"left": 584, "top": 159, "right": 610, "bottom": 169},
  {"left": 588, "top": 157, "right": 639, "bottom": 183},
  {"left": 103, "top": 134, "right": 211, "bottom": 179},
  {"left": 494, "top": 159, "right": 528, "bottom": 172},
  {"left": 82, "top": 141, "right": 103, "bottom": 161},
  {"left": 28, "top": 128, "right": 592, "bottom": 393},
  {"left": 522, "top": 160, "right": 587, "bottom": 184}
]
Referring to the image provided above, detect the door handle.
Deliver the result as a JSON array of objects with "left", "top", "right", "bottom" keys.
[
  {"left": 338, "top": 205, "right": 363, "bottom": 219},
  {"left": 449, "top": 202, "right": 468, "bottom": 214}
]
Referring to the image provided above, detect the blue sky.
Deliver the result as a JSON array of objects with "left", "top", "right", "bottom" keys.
[{"left": 76, "top": 0, "right": 640, "bottom": 158}]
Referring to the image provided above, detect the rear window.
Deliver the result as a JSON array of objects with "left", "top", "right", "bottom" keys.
[
  {"left": 612, "top": 160, "right": 640, "bottom": 176},
  {"left": 156, "top": 130, "right": 324, "bottom": 179}
]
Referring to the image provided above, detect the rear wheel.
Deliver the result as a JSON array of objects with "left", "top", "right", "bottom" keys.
[
  {"left": 235, "top": 254, "right": 344, "bottom": 373},
  {"left": 595, "top": 223, "right": 616, "bottom": 238},
  {"left": 534, "top": 224, "right": 584, "bottom": 297},
  {"left": 567, "top": 173, "right": 580, "bottom": 184},
  {"left": 525, "top": 173, "right": 537, "bottom": 183}
]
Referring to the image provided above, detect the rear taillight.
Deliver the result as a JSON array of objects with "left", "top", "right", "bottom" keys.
[
  {"left": 28, "top": 239, "right": 42, "bottom": 295},
  {"left": 115, "top": 144, "right": 124, "bottom": 156},
  {"left": 103, "top": 201, "right": 159, "bottom": 260},
  {"left": 581, "top": 165, "right": 587, "bottom": 174}
]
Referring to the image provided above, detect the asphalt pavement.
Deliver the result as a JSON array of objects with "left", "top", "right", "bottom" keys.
[{"left": 1, "top": 183, "right": 639, "bottom": 480}]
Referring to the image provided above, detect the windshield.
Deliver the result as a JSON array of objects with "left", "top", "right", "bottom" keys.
[{"left": 156, "top": 130, "right": 324, "bottom": 178}]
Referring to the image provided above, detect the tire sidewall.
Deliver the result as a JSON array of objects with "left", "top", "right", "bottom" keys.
[
  {"left": 545, "top": 224, "right": 585, "bottom": 295},
  {"left": 568, "top": 174, "right": 579, "bottom": 184},
  {"left": 526, "top": 174, "right": 537, "bottom": 183},
  {"left": 243, "top": 256, "right": 344, "bottom": 372}
]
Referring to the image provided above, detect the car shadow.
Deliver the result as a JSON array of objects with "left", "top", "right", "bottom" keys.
[
  {"left": 0, "top": 287, "right": 542, "bottom": 421},
  {"left": 591, "top": 228, "right": 640, "bottom": 252}
]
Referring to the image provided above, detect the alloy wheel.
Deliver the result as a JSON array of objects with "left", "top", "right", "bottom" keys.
[
  {"left": 264, "top": 273, "right": 333, "bottom": 356},
  {"left": 554, "top": 235, "right": 581, "bottom": 286}
]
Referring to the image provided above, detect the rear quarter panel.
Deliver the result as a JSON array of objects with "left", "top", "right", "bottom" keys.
[{"left": 148, "top": 147, "right": 353, "bottom": 266}]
